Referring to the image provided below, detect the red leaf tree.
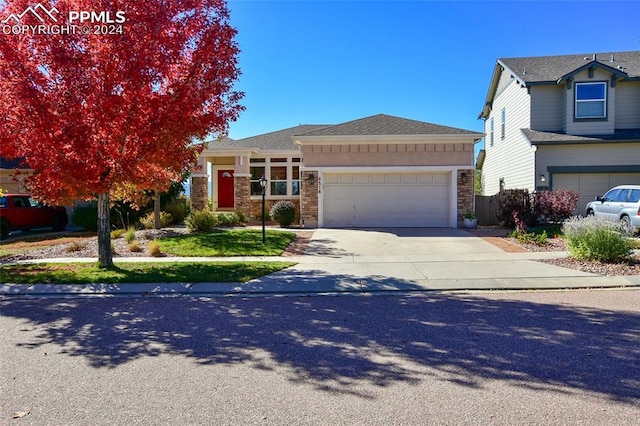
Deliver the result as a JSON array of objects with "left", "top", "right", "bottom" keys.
[{"left": 0, "top": 0, "right": 243, "bottom": 266}]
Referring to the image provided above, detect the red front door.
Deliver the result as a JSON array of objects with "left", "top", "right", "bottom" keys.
[{"left": 217, "top": 170, "right": 235, "bottom": 208}]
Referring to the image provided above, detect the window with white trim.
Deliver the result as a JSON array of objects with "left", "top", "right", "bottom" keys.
[
  {"left": 500, "top": 108, "right": 506, "bottom": 139},
  {"left": 249, "top": 157, "right": 301, "bottom": 197},
  {"left": 489, "top": 118, "right": 494, "bottom": 146},
  {"left": 575, "top": 82, "right": 607, "bottom": 119}
]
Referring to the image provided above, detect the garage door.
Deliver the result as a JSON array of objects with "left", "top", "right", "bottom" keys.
[
  {"left": 323, "top": 172, "right": 451, "bottom": 227},
  {"left": 553, "top": 173, "right": 640, "bottom": 215}
]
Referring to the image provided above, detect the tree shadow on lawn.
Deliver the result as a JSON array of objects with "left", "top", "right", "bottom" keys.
[{"left": 2, "top": 287, "right": 639, "bottom": 404}]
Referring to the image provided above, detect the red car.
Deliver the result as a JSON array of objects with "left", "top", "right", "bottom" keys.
[{"left": 0, "top": 194, "right": 68, "bottom": 238}]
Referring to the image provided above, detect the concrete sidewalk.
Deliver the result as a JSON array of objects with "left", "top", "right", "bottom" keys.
[{"left": 2, "top": 228, "right": 639, "bottom": 297}]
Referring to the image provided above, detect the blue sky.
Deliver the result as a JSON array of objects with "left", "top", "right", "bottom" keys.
[{"left": 226, "top": 0, "right": 639, "bottom": 154}]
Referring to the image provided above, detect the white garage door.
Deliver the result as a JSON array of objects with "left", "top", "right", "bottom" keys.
[
  {"left": 323, "top": 172, "right": 451, "bottom": 227},
  {"left": 553, "top": 173, "right": 640, "bottom": 215}
]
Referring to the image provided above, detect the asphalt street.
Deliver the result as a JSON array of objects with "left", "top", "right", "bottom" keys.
[{"left": 1, "top": 289, "right": 639, "bottom": 425}]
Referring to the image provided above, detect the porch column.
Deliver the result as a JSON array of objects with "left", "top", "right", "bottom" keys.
[
  {"left": 191, "top": 156, "right": 210, "bottom": 211},
  {"left": 234, "top": 173, "right": 251, "bottom": 215},
  {"left": 301, "top": 170, "right": 318, "bottom": 227}
]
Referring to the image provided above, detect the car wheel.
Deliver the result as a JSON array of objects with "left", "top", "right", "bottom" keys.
[
  {"left": 620, "top": 215, "right": 632, "bottom": 233},
  {"left": 52, "top": 213, "right": 68, "bottom": 232},
  {"left": 586, "top": 209, "right": 594, "bottom": 216},
  {"left": 0, "top": 220, "right": 9, "bottom": 239}
]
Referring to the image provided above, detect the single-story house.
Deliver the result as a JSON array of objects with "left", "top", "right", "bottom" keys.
[{"left": 192, "top": 114, "right": 483, "bottom": 228}]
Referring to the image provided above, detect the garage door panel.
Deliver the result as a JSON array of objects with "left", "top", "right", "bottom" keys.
[
  {"left": 323, "top": 172, "right": 450, "bottom": 228},
  {"left": 553, "top": 173, "right": 640, "bottom": 215}
]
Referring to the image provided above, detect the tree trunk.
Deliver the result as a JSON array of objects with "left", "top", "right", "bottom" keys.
[
  {"left": 153, "top": 191, "right": 161, "bottom": 229},
  {"left": 97, "top": 192, "right": 113, "bottom": 268}
]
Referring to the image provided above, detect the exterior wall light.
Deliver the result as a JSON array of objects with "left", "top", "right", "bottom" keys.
[{"left": 308, "top": 174, "right": 315, "bottom": 185}]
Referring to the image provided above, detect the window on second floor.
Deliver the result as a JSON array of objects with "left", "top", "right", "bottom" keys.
[
  {"left": 575, "top": 82, "right": 607, "bottom": 119},
  {"left": 489, "top": 118, "right": 494, "bottom": 146},
  {"left": 500, "top": 108, "right": 506, "bottom": 139}
]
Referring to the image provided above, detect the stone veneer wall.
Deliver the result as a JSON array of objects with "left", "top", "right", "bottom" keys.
[
  {"left": 191, "top": 176, "right": 208, "bottom": 211},
  {"left": 457, "top": 169, "right": 475, "bottom": 222},
  {"left": 234, "top": 176, "right": 251, "bottom": 214},
  {"left": 301, "top": 171, "right": 318, "bottom": 227}
]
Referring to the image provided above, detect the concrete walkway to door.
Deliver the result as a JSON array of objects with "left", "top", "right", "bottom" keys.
[{"left": 247, "top": 228, "right": 639, "bottom": 293}]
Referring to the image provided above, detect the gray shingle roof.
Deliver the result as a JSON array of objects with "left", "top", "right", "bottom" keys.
[
  {"left": 522, "top": 128, "right": 640, "bottom": 144},
  {"left": 296, "top": 114, "right": 481, "bottom": 137},
  {"left": 207, "top": 125, "right": 330, "bottom": 151},
  {"left": 500, "top": 51, "right": 640, "bottom": 84}
]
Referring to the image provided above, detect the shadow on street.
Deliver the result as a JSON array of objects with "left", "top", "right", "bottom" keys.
[{"left": 2, "top": 291, "right": 639, "bottom": 404}]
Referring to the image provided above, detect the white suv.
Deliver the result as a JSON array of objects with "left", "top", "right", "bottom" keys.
[{"left": 585, "top": 185, "right": 640, "bottom": 233}]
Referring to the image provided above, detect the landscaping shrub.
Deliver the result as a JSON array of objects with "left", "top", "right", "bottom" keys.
[
  {"left": 535, "top": 189, "right": 579, "bottom": 223},
  {"left": 269, "top": 200, "right": 296, "bottom": 227},
  {"left": 562, "top": 216, "right": 633, "bottom": 262},
  {"left": 163, "top": 199, "right": 188, "bottom": 225},
  {"left": 124, "top": 226, "right": 137, "bottom": 244},
  {"left": 148, "top": 239, "right": 162, "bottom": 257},
  {"left": 128, "top": 240, "right": 143, "bottom": 252},
  {"left": 217, "top": 212, "right": 240, "bottom": 227},
  {"left": 235, "top": 211, "right": 247, "bottom": 223},
  {"left": 72, "top": 203, "right": 98, "bottom": 232},
  {"left": 139, "top": 211, "right": 174, "bottom": 229},
  {"left": 498, "top": 189, "right": 533, "bottom": 227},
  {"left": 185, "top": 209, "right": 218, "bottom": 232},
  {"left": 111, "top": 229, "right": 125, "bottom": 239},
  {"left": 509, "top": 210, "right": 548, "bottom": 246}
]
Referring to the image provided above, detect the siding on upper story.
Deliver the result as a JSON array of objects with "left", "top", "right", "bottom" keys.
[
  {"left": 615, "top": 80, "right": 640, "bottom": 129},
  {"left": 565, "top": 68, "right": 616, "bottom": 135},
  {"left": 536, "top": 143, "right": 640, "bottom": 174},
  {"left": 481, "top": 77, "right": 535, "bottom": 195},
  {"left": 530, "top": 85, "right": 565, "bottom": 131}
]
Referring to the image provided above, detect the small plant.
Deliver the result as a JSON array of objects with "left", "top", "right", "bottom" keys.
[
  {"left": 464, "top": 212, "right": 476, "bottom": 220},
  {"left": 185, "top": 209, "right": 218, "bottom": 232},
  {"left": 111, "top": 229, "right": 125, "bottom": 239},
  {"left": 163, "top": 199, "right": 188, "bottom": 224},
  {"left": 270, "top": 200, "right": 296, "bottom": 227},
  {"left": 235, "top": 211, "right": 247, "bottom": 222},
  {"left": 517, "top": 230, "right": 548, "bottom": 246},
  {"left": 217, "top": 212, "right": 240, "bottom": 227},
  {"left": 148, "top": 239, "right": 162, "bottom": 257},
  {"left": 535, "top": 189, "right": 579, "bottom": 224},
  {"left": 140, "top": 211, "right": 174, "bottom": 229},
  {"left": 563, "top": 216, "right": 633, "bottom": 263},
  {"left": 124, "top": 226, "right": 137, "bottom": 244},
  {"left": 128, "top": 240, "right": 143, "bottom": 252},
  {"left": 65, "top": 240, "right": 87, "bottom": 253}
]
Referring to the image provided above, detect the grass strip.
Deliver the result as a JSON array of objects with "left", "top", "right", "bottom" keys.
[
  {"left": 0, "top": 261, "right": 295, "bottom": 284},
  {"left": 158, "top": 229, "right": 296, "bottom": 257}
]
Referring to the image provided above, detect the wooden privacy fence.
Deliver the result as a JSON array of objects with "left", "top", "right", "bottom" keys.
[
  {"left": 475, "top": 194, "right": 501, "bottom": 226},
  {"left": 475, "top": 189, "right": 532, "bottom": 226}
]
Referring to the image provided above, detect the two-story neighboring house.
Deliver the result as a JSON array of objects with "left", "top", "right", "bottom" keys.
[{"left": 478, "top": 51, "right": 640, "bottom": 214}]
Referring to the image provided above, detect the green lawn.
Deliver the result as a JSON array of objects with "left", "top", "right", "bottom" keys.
[
  {"left": 158, "top": 229, "right": 296, "bottom": 257},
  {"left": 1, "top": 261, "right": 295, "bottom": 284}
]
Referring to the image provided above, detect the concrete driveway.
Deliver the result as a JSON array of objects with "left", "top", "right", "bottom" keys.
[{"left": 245, "top": 227, "right": 637, "bottom": 293}]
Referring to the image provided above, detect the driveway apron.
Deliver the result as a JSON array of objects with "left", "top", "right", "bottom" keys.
[{"left": 249, "top": 228, "right": 615, "bottom": 293}]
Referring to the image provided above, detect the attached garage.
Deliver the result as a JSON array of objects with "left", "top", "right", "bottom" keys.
[
  {"left": 553, "top": 172, "right": 640, "bottom": 215},
  {"left": 322, "top": 172, "right": 451, "bottom": 227}
]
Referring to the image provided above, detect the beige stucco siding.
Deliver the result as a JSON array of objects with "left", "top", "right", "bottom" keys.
[
  {"left": 565, "top": 69, "right": 616, "bottom": 135},
  {"left": 535, "top": 143, "right": 640, "bottom": 175},
  {"left": 302, "top": 143, "right": 474, "bottom": 167},
  {"left": 482, "top": 76, "right": 534, "bottom": 195},
  {"left": 614, "top": 81, "right": 640, "bottom": 129},
  {"left": 530, "top": 85, "right": 565, "bottom": 131}
]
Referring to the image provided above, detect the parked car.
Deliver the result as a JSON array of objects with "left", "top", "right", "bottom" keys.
[
  {"left": 585, "top": 185, "right": 640, "bottom": 233},
  {"left": 0, "top": 194, "right": 68, "bottom": 238}
]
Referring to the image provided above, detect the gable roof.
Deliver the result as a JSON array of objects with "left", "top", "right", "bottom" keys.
[
  {"left": 296, "top": 114, "right": 480, "bottom": 137},
  {"left": 480, "top": 51, "right": 640, "bottom": 119},
  {"left": 500, "top": 51, "right": 640, "bottom": 85},
  {"left": 207, "top": 125, "right": 330, "bottom": 151}
]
